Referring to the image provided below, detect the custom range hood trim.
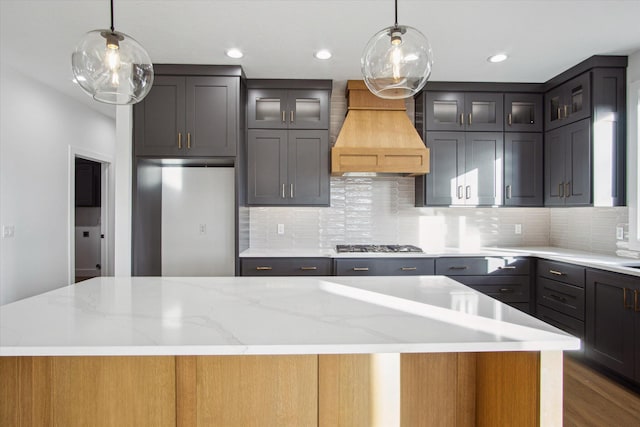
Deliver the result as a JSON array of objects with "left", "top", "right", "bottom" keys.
[{"left": 331, "top": 80, "right": 430, "bottom": 176}]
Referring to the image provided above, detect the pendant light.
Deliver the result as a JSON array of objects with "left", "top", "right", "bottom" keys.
[
  {"left": 72, "top": 0, "right": 153, "bottom": 105},
  {"left": 361, "top": 0, "right": 433, "bottom": 99}
]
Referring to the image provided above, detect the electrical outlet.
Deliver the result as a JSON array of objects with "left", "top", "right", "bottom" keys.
[
  {"left": 277, "top": 224, "right": 285, "bottom": 235},
  {"left": 514, "top": 224, "right": 522, "bottom": 235},
  {"left": 616, "top": 226, "right": 624, "bottom": 240},
  {"left": 199, "top": 224, "right": 207, "bottom": 235},
  {"left": 2, "top": 225, "right": 14, "bottom": 238}
]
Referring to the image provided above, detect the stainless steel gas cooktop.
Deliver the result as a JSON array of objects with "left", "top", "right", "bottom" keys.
[{"left": 336, "top": 244, "right": 423, "bottom": 253}]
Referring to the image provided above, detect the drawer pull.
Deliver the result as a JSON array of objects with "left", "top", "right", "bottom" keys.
[
  {"left": 401, "top": 267, "right": 417, "bottom": 271},
  {"left": 300, "top": 266, "right": 317, "bottom": 271},
  {"left": 623, "top": 288, "right": 633, "bottom": 309},
  {"left": 499, "top": 288, "right": 514, "bottom": 293},
  {"left": 449, "top": 266, "right": 469, "bottom": 270},
  {"left": 497, "top": 266, "right": 517, "bottom": 270},
  {"left": 353, "top": 267, "right": 370, "bottom": 271},
  {"left": 549, "top": 270, "right": 565, "bottom": 276},
  {"left": 255, "top": 266, "right": 273, "bottom": 271},
  {"left": 548, "top": 294, "right": 568, "bottom": 303}
]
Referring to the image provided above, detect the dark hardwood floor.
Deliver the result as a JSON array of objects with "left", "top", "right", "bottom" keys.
[{"left": 564, "top": 355, "right": 640, "bottom": 426}]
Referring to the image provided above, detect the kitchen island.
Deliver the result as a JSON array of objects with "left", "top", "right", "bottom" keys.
[{"left": 0, "top": 276, "right": 579, "bottom": 426}]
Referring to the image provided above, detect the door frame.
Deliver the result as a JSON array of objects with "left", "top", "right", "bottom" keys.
[{"left": 68, "top": 146, "right": 114, "bottom": 285}]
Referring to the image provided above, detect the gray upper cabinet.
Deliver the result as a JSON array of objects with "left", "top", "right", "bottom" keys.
[
  {"left": 134, "top": 75, "right": 238, "bottom": 157},
  {"left": 545, "top": 72, "right": 591, "bottom": 131},
  {"left": 425, "top": 92, "right": 504, "bottom": 132},
  {"left": 504, "top": 93, "right": 543, "bottom": 132},
  {"left": 248, "top": 88, "right": 329, "bottom": 129},
  {"left": 422, "top": 131, "right": 503, "bottom": 206},
  {"left": 504, "top": 133, "right": 543, "bottom": 206},
  {"left": 248, "top": 129, "right": 329, "bottom": 206},
  {"left": 544, "top": 119, "right": 591, "bottom": 206}
]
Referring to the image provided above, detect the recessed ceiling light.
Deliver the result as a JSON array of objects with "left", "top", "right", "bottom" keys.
[
  {"left": 314, "top": 49, "right": 332, "bottom": 60},
  {"left": 226, "top": 48, "right": 244, "bottom": 59},
  {"left": 488, "top": 53, "right": 508, "bottom": 63}
]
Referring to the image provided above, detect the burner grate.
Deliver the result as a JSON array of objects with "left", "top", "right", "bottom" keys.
[{"left": 336, "top": 244, "right": 423, "bottom": 253}]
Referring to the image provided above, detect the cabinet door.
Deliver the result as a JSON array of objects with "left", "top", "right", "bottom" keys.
[
  {"left": 425, "top": 92, "right": 465, "bottom": 131},
  {"left": 504, "top": 93, "right": 543, "bottom": 132},
  {"left": 586, "top": 270, "right": 638, "bottom": 380},
  {"left": 424, "top": 132, "right": 465, "bottom": 205},
  {"left": 334, "top": 259, "right": 381, "bottom": 276},
  {"left": 544, "top": 86, "right": 565, "bottom": 131},
  {"left": 464, "top": 132, "right": 503, "bottom": 206},
  {"left": 287, "top": 130, "right": 330, "bottom": 205},
  {"left": 185, "top": 76, "right": 237, "bottom": 156},
  {"left": 544, "top": 127, "right": 567, "bottom": 206},
  {"left": 134, "top": 76, "right": 185, "bottom": 156},
  {"left": 504, "top": 133, "right": 543, "bottom": 206},
  {"left": 247, "top": 130, "right": 288, "bottom": 205},
  {"left": 465, "top": 93, "right": 504, "bottom": 132},
  {"left": 287, "top": 90, "right": 330, "bottom": 130},
  {"left": 564, "top": 72, "right": 591, "bottom": 124},
  {"left": 247, "top": 88, "right": 287, "bottom": 129},
  {"left": 564, "top": 119, "right": 591, "bottom": 206}
]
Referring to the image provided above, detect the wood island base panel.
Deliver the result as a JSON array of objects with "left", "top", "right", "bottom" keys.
[{"left": 0, "top": 351, "right": 561, "bottom": 427}]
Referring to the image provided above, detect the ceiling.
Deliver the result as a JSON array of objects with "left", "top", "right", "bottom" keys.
[{"left": 2, "top": 0, "right": 640, "bottom": 118}]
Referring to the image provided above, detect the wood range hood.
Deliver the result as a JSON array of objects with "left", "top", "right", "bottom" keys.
[{"left": 331, "top": 80, "right": 430, "bottom": 176}]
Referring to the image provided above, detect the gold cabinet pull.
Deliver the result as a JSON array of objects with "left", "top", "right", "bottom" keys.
[
  {"left": 300, "top": 266, "right": 318, "bottom": 271},
  {"left": 498, "top": 266, "right": 517, "bottom": 270},
  {"left": 557, "top": 107, "right": 562, "bottom": 120},
  {"left": 559, "top": 183, "right": 564, "bottom": 198},
  {"left": 507, "top": 113, "right": 512, "bottom": 126},
  {"left": 187, "top": 132, "right": 191, "bottom": 149},
  {"left": 256, "top": 266, "right": 272, "bottom": 271},
  {"left": 290, "top": 184, "right": 294, "bottom": 198},
  {"left": 449, "top": 266, "right": 469, "bottom": 270},
  {"left": 468, "top": 113, "right": 472, "bottom": 125},
  {"left": 634, "top": 290, "right": 639, "bottom": 312},
  {"left": 290, "top": 110, "right": 294, "bottom": 123},
  {"left": 564, "top": 104, "right": 569, "bottom": 118},
  {"left": 282, "top": 111, "right": 286, "bottom": 122},
  {"left": 178, "top": 132, "right": 182, "bottom": 149},
  {"left": 549, "top": 269, "right": 565, "bottom": 276},
  {"left": 465, "top": 185, "right": 471, "bottom": 199},
  {"left": 499, "top": 288, "right": 514, "bottom": 293},
  {"left": 282, "top": 183, "right": 286, "bottom": 199},
  {"left": 353, "top": 267, "right": 369, "bottom": 271},
  {"left": 506, "top": 185, "right": 512, "bottom": 199},
  {"left": 457, "top": 185, "right": 463, "bottom": 199},
  {"left": 623, "top": 288, "right": 633, "bottom": 309},
  {"left": 460, "top": 113, "right": 464, "bottom": 125},
  {"left": 564, "top": 182, "right": 570, "bottom": 198},
  {"left": 401, "top": 267, "right": 417, "bottom": 271}
]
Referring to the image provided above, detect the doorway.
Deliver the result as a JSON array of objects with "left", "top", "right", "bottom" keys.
[{"left": 69, "top": 148, "right": 112, "bottom": 285}]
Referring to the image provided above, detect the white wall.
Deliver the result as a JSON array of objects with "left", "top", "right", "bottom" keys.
[
  {"left": 0, "top": 63, "right": 116, "bottom": 305},
  {"left": 627, "top": 50, "right": 640, "bottom": 250}
]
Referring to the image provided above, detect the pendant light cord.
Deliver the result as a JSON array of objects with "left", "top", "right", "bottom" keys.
[
  {"left": 110, "top": 0, "right": 115, "bottom": 33},
  {"left": 394, "top": 0, "right": 398, "bottom": 27}
]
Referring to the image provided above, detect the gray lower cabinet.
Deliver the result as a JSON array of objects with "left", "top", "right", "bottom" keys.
[
  {"left": 241, "top": 258, "right": 332, "bottom": 276},
  {"left": 435, "top": 257, "right": 532, "bottom": 312},
  {"left": 419, "top": 132, "right": 503, "bottom": 206},
  {"left": 535, "top": 260, "right": 586, "bottom": 343},
  {"left": 247, "top": 129, "right": 329, "bottom": 205},
  {"left": 586, "top": 269, "right": 640, "bottom": 382},
  {"left": 334, "top": 258, "right": 435, "bottom": 276},
  {"left": 504, "top": 133, "right": 543, "bottom": 206},
  {"left": 544, "top": 119, "right": 591, "bottom": 206}
]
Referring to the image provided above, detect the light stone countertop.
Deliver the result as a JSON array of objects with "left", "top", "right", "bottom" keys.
[
  {"left": 0, "top": 276, "right": 579, "bottom": 357},
  {"left": 239, "top": 246, "right": 640, "bottom": 277}
]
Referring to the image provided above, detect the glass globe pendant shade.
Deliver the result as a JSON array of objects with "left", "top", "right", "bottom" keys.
[
  {"left": 72, "top": 29, "right": 154, "bottom": 105},
  {"left": 361, "top": 25, "right": 433, "bottom": 99}
]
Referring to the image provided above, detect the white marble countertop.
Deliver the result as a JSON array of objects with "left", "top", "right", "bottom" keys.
[
  {"left": 239, "top": 246, "right": 640, "bottom": 276},
  {"left": 0, "top": 276, "right": 579, "bottom": 357}
]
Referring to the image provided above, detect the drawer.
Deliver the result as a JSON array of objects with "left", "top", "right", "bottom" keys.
[
  {"left": 453, "top": 276, "right": 530, "bottom": 303},
  {"left": 536, "top": 277, "right": 585, "bottom": 320},
  {"left": 537, "top": 259, "right": 585, "bottom": 287},
  {"left": 241, "top": 258, "right": 332, "bottom": 276},
  {"left": 536, "top": 305, "right": 585, "bottom": 340},
  {"left": 334, "top": 258, "right": 435, "bottom": 276},
  {"left": 435, "top": 257, "right": 530, "bottom": 276}
]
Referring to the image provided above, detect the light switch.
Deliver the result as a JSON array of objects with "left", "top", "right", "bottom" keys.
[
  {"left": 199, "top": 224, "right": 207, "bottom": 235},
  {"left": 616, "top": 226, "right": 624, "bottom": 240},
  {"left": 277, "top": 224, "right": 285, "bottom": 235},
  {"left": 514, "top": 224, "right": 522, "bottom": 235},
  {"left": 2, "top": 225, "right": 15, "bottom": 238}
]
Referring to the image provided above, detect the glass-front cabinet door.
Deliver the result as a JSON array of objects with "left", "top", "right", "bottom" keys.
[
  {"left": 505, "top": 93, "right": 543, "bottom": 132},
  {"left": 465, "top": 93, "right": 504, "bottom": 132},
  {"left": 286, "top": 90, "right": 329, "bottom": 130},
  {"left": 248, "top": 89, "right": 287, "bottom": 129},
  {"left": 425, "top": 92, "right": 466, "bottom": 131},
  {"left": 545, "top": 72, "right": 591, "bottom": 131}
]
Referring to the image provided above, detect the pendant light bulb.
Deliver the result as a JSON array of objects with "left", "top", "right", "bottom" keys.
[
  {"left": 71, "top": 0, "right": 153, "bottom": 105},
  {"left": 361, "top": 0, "right": 433, "bottom": 99}
]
